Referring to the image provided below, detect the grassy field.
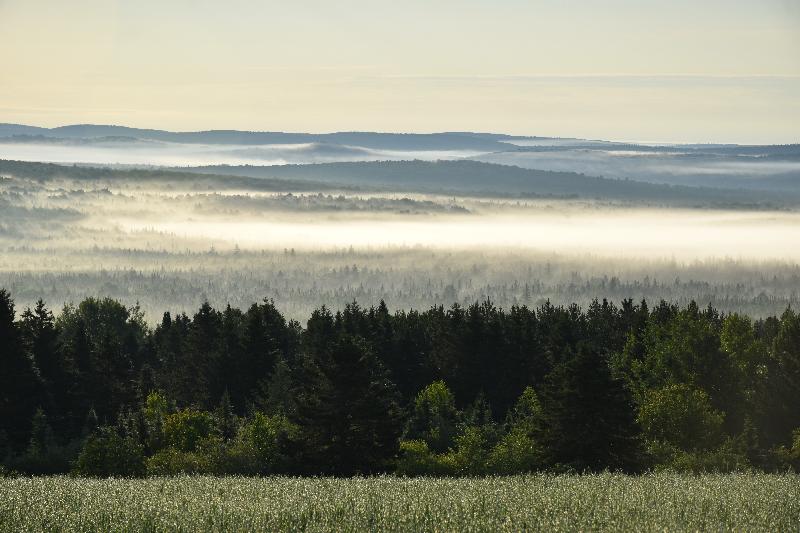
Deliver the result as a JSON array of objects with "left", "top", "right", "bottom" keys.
[{"left": 1, "top": 473, "right": 799, "bottom": 532}]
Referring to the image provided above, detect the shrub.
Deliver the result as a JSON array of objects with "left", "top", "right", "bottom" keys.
[
  {"left": 772, "top": 428, "right": 800, "bottom": 471},
  {"left": 487, "top": 429, "right": 542, "bottom": 474},
  {"left": 648, "top": 439, "right": 751, "bottom": 473},
  {"left": 226, "top": 413, "right": 296, "bottom": 475},
  {"left": 162, "top": 409, "right": 214, "bottom": 453},
  {"left": 638, "top": 384, "right": 724, "bottom": 453},
  {"left": 73, "top": 427, "right": 145, "bottom": 477},
  {"left": 146, "top": 448, "right": 206, "bottom": 476},
  {"left": 441, "top": 426, "right": 489, "bottom": 476},
  {"left": 142, "top": 391, "right": 171, "bottom": 452},
  {"left": 396, "top": 439, "right": 453, "bottom": 476},
  {"left": 403, "top": 381, "right": 460, "bottom": 453}
]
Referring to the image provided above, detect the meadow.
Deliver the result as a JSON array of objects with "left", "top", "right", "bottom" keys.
[{"left": 1, "top": 473, "right": 799, "bottom": 532}]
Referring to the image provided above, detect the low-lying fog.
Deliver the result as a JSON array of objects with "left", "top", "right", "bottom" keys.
[
  {"left": 2, "top": 169, "right": 799, "bottom": 321},
  {"left": 2, "top": 172, "right": 797, "bottom": 262},
  {"left": 5, "top": 134, "right": 799, "bottom": 195},
  {"left": 116, "top": 207, "right": 800, "bottom": 262},
  {"left": 473, "top": 147, "right": 800, "bottom": 190},
  {"left": 0, "top": 141, "right": 481, "bottom": 167}
]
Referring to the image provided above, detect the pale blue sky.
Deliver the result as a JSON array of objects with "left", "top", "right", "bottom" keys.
[{"left": 1, "top": 0, "right": 798, "bottom": 142}]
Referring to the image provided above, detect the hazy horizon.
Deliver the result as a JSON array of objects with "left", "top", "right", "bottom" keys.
[
  {"left": 3, "top": 120, "right": 800, "bottom": 146},
  {"left": 2, "top": 0, "right": 799, "bottom": 144}
]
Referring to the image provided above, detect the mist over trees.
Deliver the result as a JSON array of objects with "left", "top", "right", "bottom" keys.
[
  {"left": 3, "top": 125, "right": 799, "bottom": 198},
  {"left": 3, "top": 248, "right": 799, "bottom": 323},
  {"left": 184, "top": 160, "right": 798, "bottom": 206}
]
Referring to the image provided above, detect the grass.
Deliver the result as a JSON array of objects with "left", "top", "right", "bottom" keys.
[{"left": 1, "top": 473, "right": 799, "bottom": 532}]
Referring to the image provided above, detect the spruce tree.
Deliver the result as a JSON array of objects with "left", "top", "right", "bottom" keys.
[
  {"left": 0, "top": 290, "right": 40, "bottom": 451},
  {"left": 538, "top": 342, "right": 641, "bottom": 472},
  {"left": 294, "top": 334, "right": 402, "bottom": 474}
]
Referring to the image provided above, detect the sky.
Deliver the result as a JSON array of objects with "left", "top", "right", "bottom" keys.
[{"left": 0, "top": 0, "right": 798, "bottom": 143}]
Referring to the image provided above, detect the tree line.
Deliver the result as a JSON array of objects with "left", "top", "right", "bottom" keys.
[
  {"left": 1, "top": 288, "right": 799, "bottom": 477},
  {"left": 5, "top": 265, "right": 797, "bottom": 326}
]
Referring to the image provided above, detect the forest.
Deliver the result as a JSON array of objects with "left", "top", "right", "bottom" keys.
[{"left": 2, "top": 288, "right": 799, "bottom": 477}]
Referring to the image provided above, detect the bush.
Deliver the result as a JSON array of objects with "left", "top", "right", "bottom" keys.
[
  {"left": 398, "top": 427, "right": 494, "bottom": 477},
  {"left": 487, "top": 429, "right": 542, "bottom": 474},
  {"left": 146, "top": 413, "right": 298, "bottom": 476},
  {"left": 142, "top": 391, "right": 171, "bottom": 452},
  {"left": 226, "top": 413, "right": 296, "bottom": 475},
  {"left": 146, "top": 447, "right": 219, "bottom": 476},
  {"left": 772, "top": 428, "right": 800, "bottom": 471},
  {"left": 396, "top": 440, "right": 453, "bottom": 476},
  {"left": 404, "top": 381, "right": 460, "bottom": 453},
  {"left": 443, "top": 426, "right": 489, "bottom": 475},
  {"left": 73, "top": 427, "right": 145, "bottom": 477},
  {"left": 638, "top": 384, "right": 724, "bottom": 453},
  {"left": 162, "top": 409, "right": 214, "bottom": 453},
  {"left": 647, "top": 439, "right": 751, "bottom": 473}
]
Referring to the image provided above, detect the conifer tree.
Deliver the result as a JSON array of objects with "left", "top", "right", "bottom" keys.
[
  {"left": 0, "top": 290, "right": 40, "bottom": 451},
  {"left": 295, "top": 334, "right": 402, "bottom": 474}
]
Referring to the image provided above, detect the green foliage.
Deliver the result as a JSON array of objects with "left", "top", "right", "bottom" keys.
[
  {"left": 758, "top": 309, "right": 800, "bottom": 447},
  {"left": 294, "top": 333, "right": 402, "bottom": 474},
  {"left": 440, "top": 426, "right": 489, "bottom": 476},
  {"left": 486, "top": 387, "right": 544, "bottom": 474},
  {"left": 648, "top": 438, "right": 752, "bottom": 474},
  {"left": 73, "top": 427, "right": 145, "bottom": 478},
  {"left": 538, "top": 344, "right": 641, "bottom": 472},
  {"left": 142, "top": 391, "right": 170, "bottom": 452},
  {"left": 638, "top": 384, "right": 725, "bottom": 452},
  {"left": 2, "top": 290, "right": 799, "bottom": 476},
  {"left": 720, "top": 314, "right": 767, "bottom": 377},
  {"left": 7, "top": 409, "right": 77, "bottom": 475},
  {"left": 27, "top": 408, "right": 55, "bottom": 457},
  {"left": 399, "top": 387, "right": 544, "bottom": 476},
  {"left": 487, "top": 429, "right": 542, "bottom": 474},
  {"left": 0, "top": 289, "right": 39, "bottom": 452},
  {"left": 772, "top": 428, "right": 800, "bottom": 471},
  {"left": 404, "top": 381, "right": 460, "bottom": 453},
  {"left": 213, "top": 391, "right": 237, "bottom": 441},
  {"left": 395, "top": 439, "right": 451, "bottom": 476},
  {"left": 256, "top": 357, "right": 296, "bottom": 417},
  {"left": 162, "top": 409, "right": 214, "bottom": 453},
  {"left": 145, "top": 445, "right": 216, "bottom": 476},
  {"left": 226, "top": 413, "right": 297, "bottom": 475},
  {"left": 145, "top": 433, "right": 232, "bottom": 476},
  {"left": 505, "top": 386, "right": 543, "bottom": 432}
]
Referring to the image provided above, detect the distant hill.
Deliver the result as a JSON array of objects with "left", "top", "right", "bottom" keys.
[
  {"left": 0, "top": 159, "right": 344, "bottom": 192},
  {"left": 0, "top": 123, "right": 509, "bottom": 151},
  {"left": 180, "top": 160, "right": 797, "bottom": 207},
  {"left": 1, "top": 158, "right": 796, "bottom": 208},
  {"left": 2, "top": 123, "right": 798, "bottom": 200},
  {"left": 474, "top": 145, "right": 800, "bottom": 193}
]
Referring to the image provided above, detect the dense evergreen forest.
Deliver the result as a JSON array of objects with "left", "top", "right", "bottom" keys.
[
  {"left": 1, "top": 288, "right": 799, "bottom": 477},
  {"left": 6, "top": 254, "right": 799, "bottom": 323}
]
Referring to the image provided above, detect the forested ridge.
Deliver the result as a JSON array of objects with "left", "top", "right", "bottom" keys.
[{"left": 1, "top": 288, "right": 799, "bottom": 477}]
